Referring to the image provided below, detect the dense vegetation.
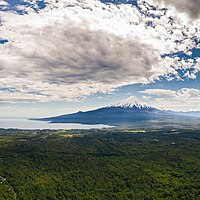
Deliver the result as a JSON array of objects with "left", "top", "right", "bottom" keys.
[{"left": 0, "top": 128, "right": 200, "bottom": 199}]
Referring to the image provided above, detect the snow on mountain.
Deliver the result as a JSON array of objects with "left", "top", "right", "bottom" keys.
[{"left": 106, "top": 96, "right": 152, "bottom": 109}]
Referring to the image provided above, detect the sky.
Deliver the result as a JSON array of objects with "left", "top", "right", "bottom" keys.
[{"left": 0, "top": 0, "right": 199, "bottom": 118}]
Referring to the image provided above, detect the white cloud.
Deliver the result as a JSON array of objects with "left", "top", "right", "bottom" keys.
[
  {"left": 140, "top": 88, "right": 200, "bottom": 111},
  {"left": 0, "top": 1, "right": 8, "bottom": 6},
  {"left": 153, "top": 0, "right": 200, "bottom": 19},
  {"left": 0, "top": 0, "right": 199, "bottom": 103}
]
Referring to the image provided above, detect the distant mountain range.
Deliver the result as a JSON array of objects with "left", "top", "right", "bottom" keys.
[{"left": 34, "top": 96, "right": 200, "bottom": 126}]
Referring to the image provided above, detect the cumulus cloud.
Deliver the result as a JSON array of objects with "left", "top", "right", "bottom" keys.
[
  {"left": 0, "top": 1, "right": 8, "bottom": 6},
  {"left": 154, "top": 0, "right": 200, "bottom": 19},
  {"left": 140, "top": 88, "right": 200, "bottom": 111},
  {"left": 0, "top": 13, "right": 162, "bottom": 103},
  {"left": 0, "top": 78, "right": 120, "bottom": 103},
  {"left": 0, "top": 0, "right": 199, "bottom": 103},
  {"left": 1, "top": 21, "right": 161, "bottom": 84}
]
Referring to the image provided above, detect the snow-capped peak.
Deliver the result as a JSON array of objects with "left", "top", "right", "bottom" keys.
[{"left": 106, "top": 96, "right": 151, "bottom": 109}]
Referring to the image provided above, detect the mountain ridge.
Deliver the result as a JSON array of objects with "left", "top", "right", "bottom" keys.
[
  {"left": 32, "top": 96, "right": 200, "bottom": 126},
  {"left": 34, "top": 96, "right": 179, "bottom": 125}
]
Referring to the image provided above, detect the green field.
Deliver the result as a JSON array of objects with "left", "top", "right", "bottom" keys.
[{"left": 0, "top": 128, "right": 199, "bottom": 199}]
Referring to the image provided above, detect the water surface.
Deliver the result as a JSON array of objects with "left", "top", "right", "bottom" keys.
[{"left": 0, "top": 118, "right": 111, "bottom": 130}]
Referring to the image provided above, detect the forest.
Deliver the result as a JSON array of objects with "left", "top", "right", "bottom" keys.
[{"left": 0, "top": 128, "right": 199, "bottom": 199}]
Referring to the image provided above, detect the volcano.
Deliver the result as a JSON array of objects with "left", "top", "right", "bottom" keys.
[{"left": 36, "top": 96, "right": 174, "bottom": 125}]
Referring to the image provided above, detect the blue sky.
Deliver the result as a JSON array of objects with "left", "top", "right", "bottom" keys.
[
  {"left": 0, "top": 0, "right": 199, "bottom": 117},
  {"left": 0, "top": 0, "right": 46, "bottom": 14}
]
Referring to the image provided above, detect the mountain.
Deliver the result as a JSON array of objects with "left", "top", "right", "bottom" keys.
[
  {"left": 106, "top": 96, "right": 152, "bottom": 109},
  {"left": 35, "top": 96, "right": 176, "bottom": 125},
  {"left": 176, "top": 111, "right": 200, "bottom": 118}
]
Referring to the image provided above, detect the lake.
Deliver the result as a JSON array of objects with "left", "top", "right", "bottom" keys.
[{"left": 0, "top": 118, "right": 112, "bottom": 130}]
